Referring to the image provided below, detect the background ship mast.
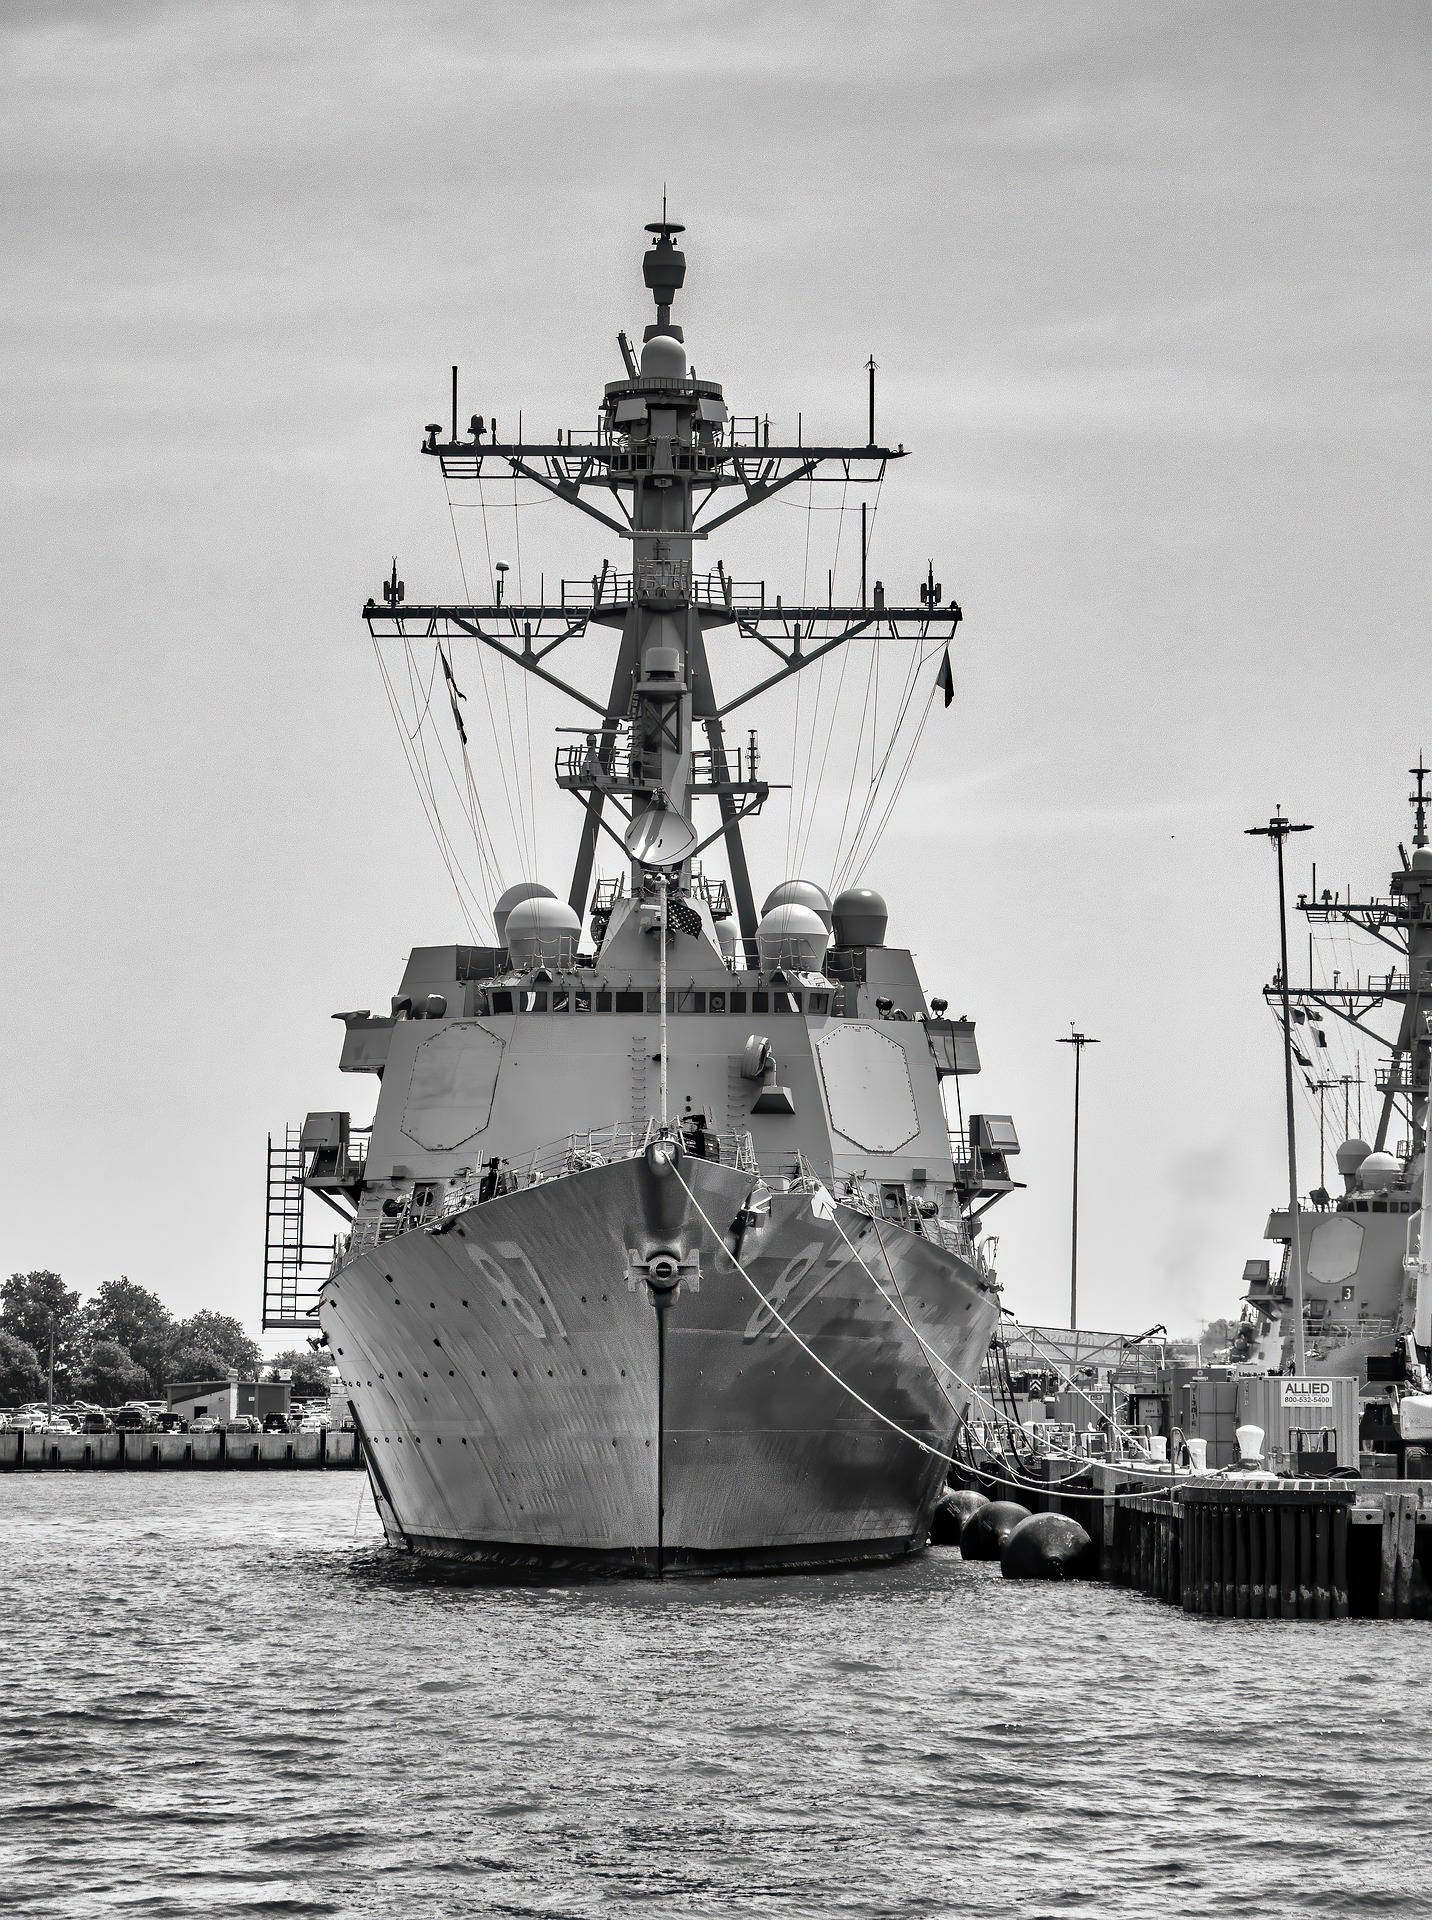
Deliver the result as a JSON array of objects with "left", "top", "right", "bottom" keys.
[
  {"left": 1275, "top": 758, "right": 1432, "bottom": 1164},
  {"left": 362, "top": 216, "right": 963, "bottom": 948}
]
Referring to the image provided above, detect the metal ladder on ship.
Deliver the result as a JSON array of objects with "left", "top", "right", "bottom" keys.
[{"left": 262, "top": 1126, "right": 332, "bottom": 1329}]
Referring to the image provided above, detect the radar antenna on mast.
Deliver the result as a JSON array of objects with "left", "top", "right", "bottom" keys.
[
  {"left": 365, "top": 219, "right": 963, "bottom": 940},
  {"left": 1411, "top": 754, "right": 1429, "bottom": 850}
]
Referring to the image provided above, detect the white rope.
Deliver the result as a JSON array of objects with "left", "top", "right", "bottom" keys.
[
  {"left": 671, "top": 1163, "right": 962, "bottom": 1465},
  {"left": 670, "top": 1162, "right": 1182, "bottom": 1504},
  {"left": 816, "top": 1191, "right": 1109, "bottom": 1486}
]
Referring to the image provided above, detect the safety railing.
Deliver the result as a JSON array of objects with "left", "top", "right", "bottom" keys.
[
  {"left": 557, "top": 569, "right": 772, "bottom": 611},
  {"left": 333, "top": 1133, "right": 990, "bottom": 1281}
]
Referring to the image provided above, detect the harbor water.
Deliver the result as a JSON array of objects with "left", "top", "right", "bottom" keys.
[{"left": 1, "top": 1477, "right": 1424, "bottom": 1918}]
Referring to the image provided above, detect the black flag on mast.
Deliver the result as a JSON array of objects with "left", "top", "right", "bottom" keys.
[
  {"left": 439, "top": 645, "right": 468, "bottom": 746},
  {"left": 936, "top": 646, "right": 955, "bottom": 708}
]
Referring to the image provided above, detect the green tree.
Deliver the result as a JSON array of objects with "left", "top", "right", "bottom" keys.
[
  {"left": 1199, "top": 1316, "right": 1237, "bottom": 1355},
  {"left": 163, "top": 1313, "right": 262, "bottom": 1383},
  {"left": 266, "top": 1347, "right": 334, "bottom": 1395},
  {"left": 80, "top": 1278, "right": 174, "bottom": 1387},
  {"left": 1, "top": 1272, "right": 83, "bottom": 1387},
  {"left": 74, "top": 1340, "right": 151, "bottom": 1406},
  {"left": 166, "top": 1347, "right": 232, "bottom": 1385},
  {"left": 0, "top": 1332, "right": 44, "bottom": 1403}
]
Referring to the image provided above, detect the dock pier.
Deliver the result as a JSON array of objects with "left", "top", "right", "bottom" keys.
[
  {"left": 964, "top": 1461, "right": 1432, "bottom": 1620},
  {"left": 0, "top": 1429, "right": 362, "bottom": 1472}
]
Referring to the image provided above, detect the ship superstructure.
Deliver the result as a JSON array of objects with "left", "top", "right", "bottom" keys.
[
  {"left": 265, "top": 218, "right": 1017, "bottom": 1575},
  {"left": 1234, "top": 764, "right": 1432, "bottom": 1397}
]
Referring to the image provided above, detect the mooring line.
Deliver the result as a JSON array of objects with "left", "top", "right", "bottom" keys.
[{"left": 671, "top": 1164, "right": 1182, "bottom": 1507}]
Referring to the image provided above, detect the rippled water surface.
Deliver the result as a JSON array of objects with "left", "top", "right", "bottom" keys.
[{"left": 0, "top": 1475, "right": 1425, "bottom": 1917}]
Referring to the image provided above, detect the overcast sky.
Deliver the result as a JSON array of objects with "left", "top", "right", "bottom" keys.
[{"left": 3, "top": 1, "right": 1427, "bottom": 1348}]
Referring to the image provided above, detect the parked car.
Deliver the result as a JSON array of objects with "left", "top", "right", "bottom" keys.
[
  {"left": 188, "top": 1416, "right": 220, "bottom": 1433},
  {"left": 8, "top": 1408, "right": 50, "bottom": 1433},
  {"left": 262, "top": 1412, "right": 290, "bottom": 1434},
  {"left": 152, "top": 1410, "right": 187, "bottom": 1433},
  {"left": 110, "top": 1406, "right": 152, "bottom": 1433},
  {"left": 81, "top": 1411, "right": 113, "bottom": 1434},
  {"left": 224, "top": 1415, "right": 262, "bottom": 1435}
]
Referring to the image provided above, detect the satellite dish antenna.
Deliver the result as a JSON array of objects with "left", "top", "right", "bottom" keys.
[{"left": 624, "top": 805, "right": 697, "bottom": 867}]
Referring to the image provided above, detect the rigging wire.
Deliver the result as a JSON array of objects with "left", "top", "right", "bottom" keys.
[
  {"left": 398, "top": 639, "right": 501, "bottom": 929},
  {"left": 402, "top": 637, "right": 506, "bottom": 917},
  {"left": 845, "top": 677, "right": 941, "bottom": 889},
  {"left": 827, "top": 632, "right": 921, "bottom": 888},
  {"left": 783, "top": 481, "right": 817, "bottom": 879},
  {"left": 793, "top": 469, "right": 882, "bottom": 883},
  {"left": 512, "top": 477, "right": 538, "bottom": 866},
  {"left": 786, "top": 477, "right": 851, "bottom": 872},
  {"left": 830, "top": 638, "right": 934, "bottom": 893},
  {"left": 825, "top": 634, "right": 882, "bottom": 889},
  {"left": 370, "top": 636, "right": 482, "bottom": 939},
  {"left": 793, "top": 618, "right": 855, "bottom": 877},
  {"left": 449, "top": 478, "right": 532, "bottom": 880}
]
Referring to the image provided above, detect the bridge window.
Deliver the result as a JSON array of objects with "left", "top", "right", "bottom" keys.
[
  {"left": 597, "top": 991, "right": 613, "bottom": 1012},
  {"left": 616, "top": 991, "right": 643, "bottom": 1014}
]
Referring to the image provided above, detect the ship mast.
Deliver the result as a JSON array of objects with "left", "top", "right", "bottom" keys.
[
  {"left": 1271, "top": 758, "right": 1432, "bottom": 1162},
  {"left": 362, "top": 216, "right": 963, "bottom": 945}
]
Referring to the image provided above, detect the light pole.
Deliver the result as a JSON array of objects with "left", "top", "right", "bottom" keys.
[
  {"left": 1246, "top": 805, "right": 1313, "bottom": 1376},
  {"left": 1057, "top": 1027, "right": 1098, "bottom": 1330}
]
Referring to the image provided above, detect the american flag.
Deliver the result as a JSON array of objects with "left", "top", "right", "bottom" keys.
[{"left": 666, "top": 893, "right": 704, "bottom": 937}]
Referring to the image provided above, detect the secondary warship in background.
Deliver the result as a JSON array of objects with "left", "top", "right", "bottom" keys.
[
  {"left": 1234, "top": 764, "right": 1432, "bottom": 1409},
  {"left": 264, "top": 216, "right": 1018, "bottom": 1576}
]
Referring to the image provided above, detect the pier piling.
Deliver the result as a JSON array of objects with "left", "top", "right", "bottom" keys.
[{"left": 1047, "top": 1470, "right": 1426, "bottom": 1620}]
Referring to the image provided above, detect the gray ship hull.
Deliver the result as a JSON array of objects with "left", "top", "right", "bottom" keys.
[{"left": 319, "top": 1152, "right": 998, "bottom": 1577}]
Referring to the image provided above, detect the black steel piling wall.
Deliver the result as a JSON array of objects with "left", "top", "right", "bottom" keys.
[{"left": 1112, "top": 1483, "right": 1353, "bottom": 1619}]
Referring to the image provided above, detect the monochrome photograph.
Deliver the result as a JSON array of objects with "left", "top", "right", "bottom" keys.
[{"left": 2, "top": 4, "right": 1427, "bottom": 1915}]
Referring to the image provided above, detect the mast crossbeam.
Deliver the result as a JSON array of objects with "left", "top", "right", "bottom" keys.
[
  {"left": 430, "top": 440, "right": 902, "bottom": 492},
  {"left": 366, "top": 605, "right": 608, "bottom": 648}
]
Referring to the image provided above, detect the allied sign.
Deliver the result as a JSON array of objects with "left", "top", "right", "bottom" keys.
[{"left": 1280, "top": 1378, "right": 1336, "bottom": 1410}]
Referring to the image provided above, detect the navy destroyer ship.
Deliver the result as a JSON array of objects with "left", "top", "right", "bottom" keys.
[
  {"left": 1233, "top": 763, "right": 1432, "bottom": 1394},
  {"left": 264, "top": 218, "right": 1015, "bottom": 1575}
]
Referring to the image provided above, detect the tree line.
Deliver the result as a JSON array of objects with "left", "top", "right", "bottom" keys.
[{"left": 0, "top": 1271, "right": 330, "bottom": 1404}]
